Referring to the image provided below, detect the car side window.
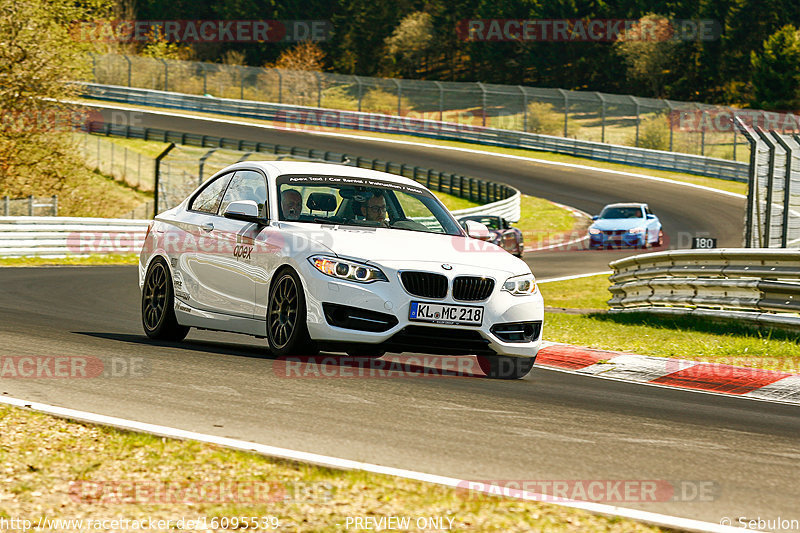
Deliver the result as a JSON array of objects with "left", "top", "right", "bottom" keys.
[
  {"left": 190, "top": 173, "right": 233, "bottom": 215},
  {"left": 220, "top": 170, "right": 269, "bottom": 218}
]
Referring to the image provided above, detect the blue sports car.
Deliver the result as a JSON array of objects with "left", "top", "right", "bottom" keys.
[{"left": 588, "top": 203, "right": 664, "bottom": 249}]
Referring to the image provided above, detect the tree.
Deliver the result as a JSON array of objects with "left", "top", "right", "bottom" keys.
[
  {"left": 383, "top": 11, "right": 435, "bottom": 76},
  {"left": 0, "top": 0, "right": 113, "bottom": 196},
  {"left": 267, "top": 42, "right": 326, "bottom": 106},
  {"left": 750, "top": 24, "right": 800, "bottom": 111},
  {"left": 614, "top": 14, "right": 679, "bottom": 98}
]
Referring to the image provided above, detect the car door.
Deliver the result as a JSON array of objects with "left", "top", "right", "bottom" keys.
[
  {"left": 193, "top": 169, "right": 270, "bottom": 318},
  {"left": 176, "top": 171, "right": 234, "bottom": 315}
]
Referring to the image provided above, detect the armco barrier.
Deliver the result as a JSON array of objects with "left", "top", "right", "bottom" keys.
[
  {"left": 81, "top": 122, "right": 521, "bottom": 221},
  {"left": 81, "top": 83, "right": 749, "bottom": 183},
  {"left": 608, "top": 249, "right": 800, "bottom": 330},
  {"left": 0, "top": 217, "right": 150, "bottom": 257}
]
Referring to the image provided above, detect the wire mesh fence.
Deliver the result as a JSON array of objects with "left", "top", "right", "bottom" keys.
[
  {"left": 74, "top": 132, "right": 155, "bottom": 191},
  {"left": 1, "top": 196, "right": 58, "bottom": 216},
  {"left": 89, "top": 53, "right": 753, "bottom": 163}
]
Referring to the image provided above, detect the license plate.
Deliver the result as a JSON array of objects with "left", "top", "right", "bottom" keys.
[{"left": 409, "top": 301, "right": 483, "bottom": 326}]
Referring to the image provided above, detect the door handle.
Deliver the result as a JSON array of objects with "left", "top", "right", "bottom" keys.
[{"left": 200, "top": 223, "right": 214, "bottom": 232}]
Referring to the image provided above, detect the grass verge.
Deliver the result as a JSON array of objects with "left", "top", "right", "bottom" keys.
[
  {"left": 0, "top": 254, "right": 139, "bottom": 267},
  {"left": 0, "top": 405, "right": 663, "bottom": 532},
  {"left": 75, "top": 98, "right": 747, "bottom": 196},
  {"left": 540, "top": 274, "right": 800, "bottom": 372}
]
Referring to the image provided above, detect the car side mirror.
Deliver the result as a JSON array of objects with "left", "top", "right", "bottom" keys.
[
  {"left": 592, "top": 215, "right": 599, "bottom": 221},
  {"left": 223, "top": 200, "right": 264, "bottom": 224},
  {"left": 463, "top": 220, "right": 492, "bottom": 241},
  {"left": 646, "top": 214, "right": 656, "bottom": 220}
]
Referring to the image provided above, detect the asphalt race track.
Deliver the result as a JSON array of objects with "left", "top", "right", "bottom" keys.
[
  {"left": 4, "top": 108, "right": 797, "bottom": 528},
  {"left": 94, "top": 106, "right": 745, "bottom": 279},
  {"left": 2, "top": 266, "right": 799, "bottom": 526}
]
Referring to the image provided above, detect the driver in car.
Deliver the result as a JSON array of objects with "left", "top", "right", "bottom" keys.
[
  {"left": 361, "top": 191, "right": 390, "bottom": 227},
  {"left": 281, "top": 189, "right": 302, "bottom": 221}
]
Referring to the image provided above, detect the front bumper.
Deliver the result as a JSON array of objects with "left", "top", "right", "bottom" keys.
[
  {"left": 589, "top": 232, "right": 645, "bottom": 248},
  {"left": 300, "top": 260, "right": 544, "bottom": 358}
]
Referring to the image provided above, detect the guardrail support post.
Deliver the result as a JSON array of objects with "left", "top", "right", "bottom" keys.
[
  {"left": 3, "top": 196, "right": 8, "bottom": 216},
  {"left": 315, "top": 72, "right": 322, "bottom": 108},
  {"left": 598, "top": 93, "right": 606, "bottom": 143},
  {"left": 700, "top": 110, "right": 707, "bottom": 156},
  {"left": 631, "top": 97, "right": 640, "bottom": 147},
  {"left": 28, "top": 195, "right": 34, "bottom": 216},
  {"left": 123, "top": 55, "right": 132, "bottom": 87},
  {"left": 771, "top": 131, "right": 795, "bottom": 248},
  {"left": 558, "top": 89, "right": 569, "bottom": 137},
  {"left": 392, "top": 79, "right": 401, "bottom": 116},
  {"left": 355, "top": 76, "right": 363, "bottom": 112},
  {"left": 477, "top": 82, "right": 486, "bottom": 127},
  {"left": 51, "top": 195, "right": 58, "bottom": 216},
  {"left": 756, "top": 128, "right": 778, "bottom": 248},
  {"left": 435, "top": 81, "right": 444, "bottom": 122},
  {"left": 735, "top": 117, "right": 759, "bottom": 247},
  {"left": 153, "top": 143, "right": 176, "bottom": 217}
]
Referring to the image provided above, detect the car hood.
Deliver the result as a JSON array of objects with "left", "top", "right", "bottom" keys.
[
  {"left": 590, "top": 218, "right": 648, "bottom": 231},
  {"left": 281, "top": 224, "right": 529, "bottom": 276}
]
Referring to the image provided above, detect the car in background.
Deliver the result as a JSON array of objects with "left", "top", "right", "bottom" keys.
[
  {"left": 458, "top": 215, "right": 524, "bottom": 257},
  {"left": 139, "top": 161, "right": 544, "bottom": 379},
  {"left": 588, "top": 203, "right": 663, "bottom": 249}
]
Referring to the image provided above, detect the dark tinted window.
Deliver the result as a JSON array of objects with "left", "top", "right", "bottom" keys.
[{"left": 600, "top": 207, "right": 644, "bottom": 219}]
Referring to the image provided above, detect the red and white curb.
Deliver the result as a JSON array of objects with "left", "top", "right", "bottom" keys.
[{"left": 537, "top": 342, "right": 800, "bottom": 405}]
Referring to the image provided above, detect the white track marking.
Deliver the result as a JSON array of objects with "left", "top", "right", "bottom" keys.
[
  {"left": 0, "top": 395, "right": 749, "bottom": 532},
  {"left": 538, "top": 271, "right": 613, "bottom": 283}
]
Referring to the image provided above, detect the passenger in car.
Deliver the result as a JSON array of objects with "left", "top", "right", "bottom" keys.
[{"left": 281, "top": 189, "right": 302, "bottom": 220}]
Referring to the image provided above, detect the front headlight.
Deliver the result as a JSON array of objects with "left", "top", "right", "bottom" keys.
[
  {"left": 588, "top": 228, "right": 601, "bottom": 235},
  {"left": 309, "top": 255, "right": 388, "bottom": 283},
  {"left": 628, "top": 227, "right": 645, "bottom": 234},
  {"left": 502, "top": 273, "right": 537, "bottom": 296}
]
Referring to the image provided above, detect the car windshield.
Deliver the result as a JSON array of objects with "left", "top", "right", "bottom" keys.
[
  {"left": 461, "top": 216, "right": 501, "bottom": 229},
  {"left": 276, "top": 174, "right": 464, "bottom": 236},
  {"left": 599, "top": 207, "right": 644, "bottom": 219}
]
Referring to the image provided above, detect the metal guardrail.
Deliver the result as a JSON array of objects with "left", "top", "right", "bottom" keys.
[
  {"left": 88, "top": 54, "right": 753, "bottom": 162},
  {"left": 81, "top": 121, "right": 521, "bottom": 221},
  {"left": 608, "top": 249, "right": 800, "bottom": 330},
  {"left": 0, "top": 217, "right": 149, "bottom": 257},
  {"left": 81, "top": 83, "right": 749, "bottom": 183}
]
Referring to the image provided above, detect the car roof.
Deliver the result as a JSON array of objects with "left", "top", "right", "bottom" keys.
[
  {"left": 221, "top": 161, "right": 426, "bottom": 189},
  {"left": 602, "top": 202, "right": 648, "bottom": 209}
]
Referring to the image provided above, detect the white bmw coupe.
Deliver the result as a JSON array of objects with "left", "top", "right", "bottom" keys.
[{"left": 139, "top": 162, "right": 544, "bottom": 379}]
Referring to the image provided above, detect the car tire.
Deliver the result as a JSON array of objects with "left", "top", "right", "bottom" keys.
[
  {"left": 267, "top": 267, "right": 317, "bottom": 357},
  {"left": 142, "top": 257, "right": 190, "bottom": 341},
  {"left": 657, "top": 229, "right": 664, "bottom": 247},
  {"left": 476, "top": 355, "right": 536, "bottom": 379}
]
